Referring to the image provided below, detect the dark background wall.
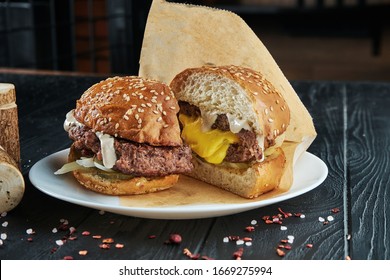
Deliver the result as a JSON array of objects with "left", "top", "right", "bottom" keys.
[{"left": 0, "top": 0, "right": 389, "bottom": 81}]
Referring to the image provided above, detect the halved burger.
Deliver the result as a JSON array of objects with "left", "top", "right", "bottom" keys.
[
  {"left": 170, "top": 65, "right": 290, "bottom": 198},
  {"left": 56, "top": 76, "right": 193, "bottom": 195}
]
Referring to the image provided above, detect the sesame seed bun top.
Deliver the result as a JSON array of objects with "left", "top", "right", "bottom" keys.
[{"left": 74, "top": 76, "right": 182, "bottom": 146}]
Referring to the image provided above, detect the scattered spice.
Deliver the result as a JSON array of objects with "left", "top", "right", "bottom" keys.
[
  {"left": 233, "top": 248, "right": 244, "bottom": 260},
  {"left": 306, "top": 244, "right": 313, "bottom": 248},
  {"left": 183, "top": 248, "right": 200, "bottom": 260},
  {"left": 331, "top": 208, "right": 340, "bottom": 213},
  {"left": 82, "top": 231, "right": 91, "bottom": 236},
  {"left": 115, "top": 243, "right": 124, "bottom": 249},
  {"left": 63, "top": 256, "right": 73, "bottom": 260},
  {"left": 102, "top": 238, "right": 114, "bottom": 244},
  {"left": 79, "top": 250, "right": 88, "bottom": 256},
  {"left": 99, "top": 243, "right": 110, "bottom": 249},
  {"left": 167, "top": 234, "right": 182, "bottom": 244},
  {"left": 276, "top": 248, "right": 285, "bottom": 257},
  {"left": 245, "top": 226, "right": 255, "bottom": 232},
  {"left": 26, "top": 228, "right": 35, "bottom": 235}
]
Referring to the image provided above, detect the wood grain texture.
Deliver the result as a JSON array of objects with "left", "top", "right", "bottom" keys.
[
  {"left": 0, "top": 73, "right": 388, "bottom": 260},
  {"left": 347, "top": 83, "right": 390, "bottom": 260}
]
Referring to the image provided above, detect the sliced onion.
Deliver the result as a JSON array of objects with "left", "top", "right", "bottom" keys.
[
  {"left": 54, "top": 161, "right": 83, "bottom": 175},
  {"left": 93, "top": 161, "right": 114, "bottom": 172},
  {"left": 55, "top": 157, "right": 115, "bottom": 175},
  {"left": 76, "top": 157, "right": 95, "bottom": 168}
]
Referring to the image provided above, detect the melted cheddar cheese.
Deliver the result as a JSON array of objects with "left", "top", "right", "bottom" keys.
[{"left": 179, "top": 114, "right": 239, "bottom": 164}]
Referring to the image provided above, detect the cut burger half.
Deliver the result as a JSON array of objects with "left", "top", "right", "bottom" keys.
[{"left": 170, "top": 65, "right": 290, "bottom": 198}]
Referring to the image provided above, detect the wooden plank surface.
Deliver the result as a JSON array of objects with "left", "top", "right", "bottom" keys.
[{"left": 0, "top": 73, "right": 388, "bottom": 260}]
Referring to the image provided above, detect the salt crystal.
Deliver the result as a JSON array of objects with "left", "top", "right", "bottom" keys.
[
  {"left": 318, "top": 217, "right": 325, "bottom": 222},
  {"left": 327, "top": 215, "right": 334, "bottom": 222},
  {"left": 287, "top": 235, "right": 295, "bottom": 243},
  {"left": 1, "top": 212, "right": 7, "bottom": 217},
  {"left": 2, "top": 221, "right": 8, "bottom": 227},
  {"left": 223, "top": 237, "right": 229, "bottom": 243},
  {"left": 300, "top": 214, "right": 306, "bottom": 218},
  {"left": 1, "top": 233, "right": 7, "bottom": 240},
  {"left": 99, "top": 210, "right": 105, "bottom": 215},
  {"left": 0, "top": 239, "right": 3, "bottom": 245},
  {"left": 280, "top": 226, "right": 287, "bottom": 231},
  {"left": 251, "top": 220, "right": 257, "bottom": 225},
  {"left": 52, "top": 228, "right": 58, "bottom": 233},
  {"left": 56, "top": 240, "right": 64, "bottom": 246},
  {"left": 26, "top": 228, "right": 34, "bottom": 234},
  {"left": 236, "top": 240, "right": 245, "bottom": 245},
  {"left": 245, "top": 242, "right": 253, "bottom": 246}
]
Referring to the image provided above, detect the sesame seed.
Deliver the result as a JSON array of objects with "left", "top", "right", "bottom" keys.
[
  {"left": 268, "top": 118, "right": 274, "bottom": 123},
  {"left": 265, "top": 108, "right": 269, "bottom": 115},
  {"left": 123, "top": 115, "right": 129, "bottom": 120},
  {"left": 163, "top": 124, "right": 169, "bottom": 128},
  {"left": 138, "top": 119, "right": 142, "bottom": 124},
  {"left": 146, "top": 103, "right": 152, "bottom": 107},
  {"left": 270, "top": 106, "right": 274, "bottom": 112},
  {"left": 115, "top": 123, "right": 119, "bottom": 129},
  {"left": 162, "top": 111, "right": 167, "bottom": 116},
  {"left": 141, "top": 103, "right": 146, "bottom": 108},
  {"left": 157, "top": 117, "right": 162, "bottom": 122},
  {"left": 165, "top": 96, "right": 171, "bottom": 101},
  {"left": 153, "top": 110, "right": 159, "bottom": 114},
  {"left": 135, "top": 114, "right": 139, "bottom": 120},
  {"left": 170, "top": 106, "right": 176, "bottom": 110},
  {"left": 276, "top": 99, "right": 280, "bottom": 104},
  {"left": 253, "top": 92, "right": 258, "bottom": 95}
]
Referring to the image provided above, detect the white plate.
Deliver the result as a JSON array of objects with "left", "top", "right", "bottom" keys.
[{"left": 29, "top": 149, "right": 328, "bottom": 219}]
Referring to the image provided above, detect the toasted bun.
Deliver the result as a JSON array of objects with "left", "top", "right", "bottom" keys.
[
  {"left": 68, "top": 145, "right": 178, "bottom": 195},
  {"left": 170, "top": 65, "right": 290, "bottom": 142},
  {"left": 74, "top": 76, "right": 182, "bottom": 146},
  {"left": 189, "top": 148, "right": 286, "bottom": 198}
]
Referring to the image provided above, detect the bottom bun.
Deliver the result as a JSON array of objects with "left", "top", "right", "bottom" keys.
[
  {"left": 69, "top": 145, "right": 178, "bottom": 196},
  {"left": 188, "top": 148, "right": 286, "bottom": 199}
]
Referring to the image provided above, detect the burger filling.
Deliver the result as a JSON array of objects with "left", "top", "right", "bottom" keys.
[
  {"left": 179, "top": 101, "right": 275, "bottom": 165},
  {"left": 66, "top": 125, "right": 193, "bottom": 177}
]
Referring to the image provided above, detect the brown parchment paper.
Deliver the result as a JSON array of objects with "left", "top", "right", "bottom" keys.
[{"left": 128, "top": 0, "right": 317, "bottom": 206}]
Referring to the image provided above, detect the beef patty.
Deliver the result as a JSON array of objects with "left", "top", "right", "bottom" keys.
[
  {"left": 68, "top": 125, "right": 193, "bottom": 177},
  {"left": 179, "top": 101, "right": 265, "bottom": 163}
]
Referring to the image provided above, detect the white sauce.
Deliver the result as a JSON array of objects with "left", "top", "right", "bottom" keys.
[
  {"left": 95, "top": 131, "right": 117, "bottom": 169},
  {"left": 64, "top": 109, "right": 83, "bottom": 131},
  {"left": 200, "top": 109, "right": 265, "bottom": 162},
  {"left": 226, "top": 113, "right": 251, "bottom": 133},
  {"left": 64, "top": 110, "right": 117, "bottom": 169}
]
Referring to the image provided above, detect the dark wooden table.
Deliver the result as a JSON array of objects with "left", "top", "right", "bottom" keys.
[{"left": 0, "top": 71, "right": 389, "bottom": 260}]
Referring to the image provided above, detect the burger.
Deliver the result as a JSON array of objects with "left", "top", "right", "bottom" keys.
[
  {"left": 55, "top": 76, "right": 193, "bottom": 195},
  {"left": 170, "top": 65, "right": 290, "bottom": 198}
]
